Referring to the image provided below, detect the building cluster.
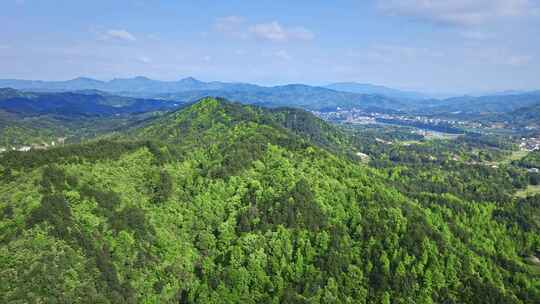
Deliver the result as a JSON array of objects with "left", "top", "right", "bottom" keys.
[
  {"left": 412, "top": 129, "right": 450, "bottom": 139},
  {"left": 0, "top": 137, "right": 66, "bottom": 154},
  {"left": 519, "top": 137, "right": 540, "bottom": 151},
  {"left": 312, "top": 108, "right": 481, "bottom": 128},
  {"left": 312, "top": 108, "right": 374, "bottom": 123}
]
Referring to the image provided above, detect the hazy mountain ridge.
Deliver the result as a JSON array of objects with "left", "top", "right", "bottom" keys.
[
  {"left": 0, "top": 77, "right": 414, "bottom": 111},
  {"left": 2, "top": 77, "right": 540, "bottom": 117},
  {"left": 0, "top": 88, "right": 182, "bottom": 146},
  {"left": 423, "top": 91, "right": 540, "bottom": 114},
  {"left": 0, "top": 88, "right": 180, "bottom": 117},
  {"left": 484, "top": 102, "right": 540, "bottom": 128},
  {"left": 151, "top": 85, "right": 412, "bottom": 111},
  {"left": 0, "top": 76, "right": 262, "bottom": 94},
  {"left": 325, "top": 82, "right": 430, "bottom": 100},
  {"left": 0, "top": 77, "right": 427, "bottom": 110}
]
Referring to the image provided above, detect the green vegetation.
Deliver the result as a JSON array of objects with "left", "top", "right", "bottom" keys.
[
  {"left": 485, "top": 103, "right": 540, "bottom": 130},
  {"left": 0, "top": 88, "right": 178, "bottom": 147},
  {"left": 516, "top": 185, "right": 540, "bottom": 198},
  {"left": 1, "top": 98, "right": 539, "bottom": 303},
  {"left": 505, "top": 150, "right": 530, "bottom": 164},
  {"left": 516, "top": 151, "right": 540, "bottom": 169}
]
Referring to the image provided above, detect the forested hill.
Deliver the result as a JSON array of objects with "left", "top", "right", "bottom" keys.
[
  {"left": 131, "top": 97, "right": 356, "bottom": 157},
  {"left": 491, "top": 102, "right": 540, "bottom": 128},
  {"left": 422, "top": 91, "right": 540, "bottom": 115},
  {"left": 0, "top": 88, "right": 179, "bottom": 117},
  {"left": 0, "top": 88, "right": 181, "bottom": 146},
  {"left": 1, "top": 98, "right": 539, "bottom": 303}
]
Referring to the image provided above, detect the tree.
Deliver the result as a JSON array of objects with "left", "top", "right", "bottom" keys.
[{"left": 152, "top": 170, "right": 173, "bottom": 204}]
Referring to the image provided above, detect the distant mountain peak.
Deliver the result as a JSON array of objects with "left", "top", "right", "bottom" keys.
[
  {"left": 72, "top": 76, "right": 98, "bottom": 81},
  {"left": 70, "top": 77, "right": 104, "bottom": 84},
  {"left": 110, "top": 76, "right": 151, "bottom": 82},
  {"left": 0, "top": 87, "right": 19, "bottom": 94},
  {"left": 179, "top": 76, "right": 202, "bottom": 83},
  {"left": 0, "top": 87, "right": 34, "bottom": 99},
  {"left": 133, "top": 76, "right": 152, "bottom": 81}
]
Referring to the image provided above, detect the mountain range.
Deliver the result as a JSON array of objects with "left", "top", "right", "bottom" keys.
[
  {"left": 0, "top": 77, "right": 424, "bottom": 111},
  {"left": 0, "top": 76, "right": 266, "bottom": 94},
  {"left": 2, "top": 77, "right": 540, "bottom": 118},
  {"left": 0, "top": 76, "right": 430, "bottom": 100},
  {"left": 0, "top": 77, "right": 433, "bottom": 112}
]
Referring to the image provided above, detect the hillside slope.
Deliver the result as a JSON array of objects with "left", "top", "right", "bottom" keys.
[
  {"left": 0, "top": 88, "right": 181, "bottom": 146},
  {"left": 132, "top": 97, "right": 355, "bottom": 155},
  {"left": 496, "top": 102, "right": 540, "bottom": 128},
  {"left": 424, "top": 92, "right": 540, "bottom": 114},
  {"left": 0, "top": 88, "right": 179, "bottom": 117},
  {"left": 0, "top": 98, "right": 539, "bottom": 303}
]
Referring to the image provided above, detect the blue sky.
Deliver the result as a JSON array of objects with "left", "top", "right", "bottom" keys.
[{"left": 1, "top": 0, "right": 539, "bottom": 93}]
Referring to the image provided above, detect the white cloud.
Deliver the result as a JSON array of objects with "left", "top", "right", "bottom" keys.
[
  {"left": 351, "top": 43, "right": 533, "bottom": 69},
  {"left": 214, "top": 17, "right": 314, "bottom": 42},
  {"left": 459, "top": 47, "right": 533, "bottom": 67},
  {"left": 234, "top": 49, "right": 247, "bottom": 56},
  {"left": 146, "top": 33, "right": 160, "bottom": 41},
  {"left": 288, "top": 27, "right": 315, "bottom": 41},
  {"left": 460, "top": 30, "right": 495, "bottom": 40},
  {"left": 215, "top": 16, "right": 244, "bottom": 32},
  {"left": 100, "top": 29, "right": 136, "bottom": 42},
  {"left": 505, "top": 55, "right": 532, "bottom": 66},
  {"left": 249, "top": 21, "right": 314, "bottom": 42},
  {"left": 378, "top": 0, "right": 536, "bottom": 26},
  {"left": 250, "top": 22, "right": 288, "bottom": 42},
  {"left": 214, "top": 16, "right": 248, "bottom": 38},
  {"left": 353, "top": 44, "right": 445, "bottom": 63},
  {"left": 136, "top": 56, "right": 151, "bottom": 64},
  {"left": 274, "top": 50, "right": 292, "bottom": 61}
]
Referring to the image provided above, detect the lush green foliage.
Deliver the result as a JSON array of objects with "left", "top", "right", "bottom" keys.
[
  {"left": 345, "top": 126, "right": 526, "bottom": 203},
  {"left": 516, "top": 151, "right": 540, "bottom": 169},
  {"left": 1, "top": 98, "right": 539, "bottom": 303},
  {"left": 0, "top": 88, "right": 179, "bottom": 146}
]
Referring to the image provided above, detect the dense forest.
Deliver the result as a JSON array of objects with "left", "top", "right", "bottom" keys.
[
  {"left": 1, "top": 98, "right": 539, "bottom": 303},
  {"left": 516, "top": 151, "right": 540, "bottom": 169},
  {"left": 0, "top": 88, "right": 180, "bottom": 146}
]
